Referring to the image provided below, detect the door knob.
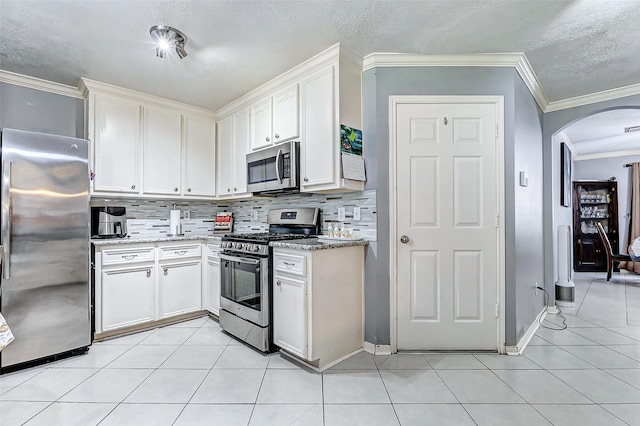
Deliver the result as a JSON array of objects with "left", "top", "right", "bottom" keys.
[{"left": 400, "top": 235, "right": 410, "bottom": 244}]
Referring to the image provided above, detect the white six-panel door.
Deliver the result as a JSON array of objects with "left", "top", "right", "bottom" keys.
[{"left": 393, "top": 97, "right": 503, "bottom": 351}]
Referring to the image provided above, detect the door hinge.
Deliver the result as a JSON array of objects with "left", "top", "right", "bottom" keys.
[
  {"left": 495, "top": 214, "right": 500, "bottom": 228},
  {"left": 495, "top": 123, "right": 499, "bottom": 138},
  {"left": 495, "top": 303, "right": 500, "bottom": 318}
]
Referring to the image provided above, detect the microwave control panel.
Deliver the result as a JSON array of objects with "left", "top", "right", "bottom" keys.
[{"left": 282, "top": 153, "right": 291, "bottom": 178}]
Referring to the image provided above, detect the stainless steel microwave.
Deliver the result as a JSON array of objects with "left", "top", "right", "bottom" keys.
[{"left": 246, "top": 141, "right": 299, "bottom": 195}]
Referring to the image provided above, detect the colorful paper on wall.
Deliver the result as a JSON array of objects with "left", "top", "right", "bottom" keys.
[{"left": 340, "top": 124, "right": 366, "bottom": 181}]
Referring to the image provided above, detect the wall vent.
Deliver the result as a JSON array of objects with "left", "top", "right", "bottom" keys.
[{"left": 625, "top": 126, "right": 640, "bottom": 133}]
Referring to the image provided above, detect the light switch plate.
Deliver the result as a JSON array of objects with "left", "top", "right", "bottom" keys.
[
  {"left": 519, "top": 171, "right": 529, "bottom": 187},
  {"left": 353, "top": 207, "right": 361, "bottom": 221},
  {"left": 183, "top": 210, "right": 191, "bottom": 220},
  {"left": 337, "top": 207, "right": 346, "bottom": 221}
]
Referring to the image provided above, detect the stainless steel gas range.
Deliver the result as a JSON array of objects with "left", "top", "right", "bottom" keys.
[{"left": 219, "top": 207, "right": 320, "bottom": 352}]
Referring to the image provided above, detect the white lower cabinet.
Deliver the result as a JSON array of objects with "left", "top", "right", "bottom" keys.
[
  {"left": 95, "top": 240, "right": 214, "bottom": 337},
  {"left": 102, "top": 265, "right": 155, "bottom": 331},
  {"left": 203, "top": 243, "right": 221, "bottom": 315},
  {"left": 272, "top": 245, "right": 364, "bottom": 370},
  {"left": 159, "top": 261, "right": 202, "bottom": 318},
  {"left": 273, "top": 275, "right": 308, "bottom": 358}
]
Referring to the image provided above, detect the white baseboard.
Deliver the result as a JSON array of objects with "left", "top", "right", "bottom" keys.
[
  {"left": 363, "top": 341, "right": 392, "bottom": 356},
  {"left": 505, "top": 306, "right": 547, "bottom": 355}
]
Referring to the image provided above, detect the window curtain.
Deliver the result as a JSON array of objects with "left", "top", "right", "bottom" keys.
[{"left": 620, "top": 162, "right": 640, "bottom": 273}]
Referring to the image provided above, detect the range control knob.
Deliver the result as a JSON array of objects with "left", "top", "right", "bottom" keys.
[
  {"left": 235, "top": 243, "right": 243, "bottom": 250},
  {"left": 252, "top": 245, "right": 260, "bottom": 252}
]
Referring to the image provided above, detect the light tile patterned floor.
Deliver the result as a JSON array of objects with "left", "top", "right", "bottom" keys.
[{"left": 1, "top": 271, "right": 640, "bottom": 425}]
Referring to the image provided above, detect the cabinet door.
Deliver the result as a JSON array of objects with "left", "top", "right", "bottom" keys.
[
  {"left": 300, "top": 65, "right": 336, "bottom": 190},
  {"left": 93, "top": 94, "right": 140, "bottom": 193},
  {"left": 184, "top": 115, "right": 216, "bottom": 197},
  {"left": 272, "top": 84, "right": 299, "bottom": 144},
  {"left": 216, "top": 115, "right": 234, "bottom": 198},
  {"left": 143, "top": 105, "right": 182, "bottom": 195},
  {"left": 159, "top": 261, "right": 202, "bottom": 318},
  {"left": 273, "top": 275, "right": 308, "bottom": 359},
  {"left": 250, "top": 97, "right": 273, "bottom": 151},
  {"left": 232, "top": 107, "right": 250, "bottom": 195},
  {"left": 102, "top": 266, "right": 155, "bottom": 331},
  {"left": 204, "top": 258, "right": 221, "bottom": 315}
]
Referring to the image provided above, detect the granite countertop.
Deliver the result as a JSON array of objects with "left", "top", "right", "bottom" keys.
[
  {"left": 91, "top": 235, "right": 223, "bottom": 246},
  {"left": 270, "top": 237, "right": 368, "bottom": 251}
]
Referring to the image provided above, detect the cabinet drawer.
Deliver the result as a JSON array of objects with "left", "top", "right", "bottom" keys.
[
  {"left": 274, "top": 252, "right": 307, "bottom": 276},
  {"left": 159, "top": 244, "right": 201, "bottom": 260},
  {"left": 206, "top": 243, "right": 221, "bottom": 258},
  {"left": 101, "top": 247, "right": 155, "bottom": 265}
]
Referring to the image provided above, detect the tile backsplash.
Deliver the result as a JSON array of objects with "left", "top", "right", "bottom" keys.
[{"left": 91, "top": 189, "right": 377, "bottom": 241}]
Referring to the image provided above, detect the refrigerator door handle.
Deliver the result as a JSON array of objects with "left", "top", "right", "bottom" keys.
[{"left": 2, "top": 160, "right": 11, "bottom": 279}]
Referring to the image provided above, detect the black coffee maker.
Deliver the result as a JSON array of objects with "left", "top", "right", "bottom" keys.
[{"left": 91, "top": 207, "right": 127, "bottom": 238}]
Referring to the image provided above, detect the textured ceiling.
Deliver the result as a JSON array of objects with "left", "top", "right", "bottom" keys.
[{"left": 1, "top": 0, "right": 639, "bottom": 155}]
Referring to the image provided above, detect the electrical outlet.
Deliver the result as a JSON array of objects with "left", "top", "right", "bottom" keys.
[
  {"left": 253, "top": 210, "right": 259, "bottom": 220},
  {"left": 337, "top": 207, "right": 346, "bottom": 221},
  {"left": 353, "top": 207, "right": 361, "bottom": 221},
  {"left": 183, "top": 210, "right": 190, "bottom": 220}
]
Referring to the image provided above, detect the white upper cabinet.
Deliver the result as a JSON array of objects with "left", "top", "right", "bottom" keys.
[
  {"left": 250, "top": 97, "right": 272, "bottom": 151},
  {"left": 183, "top": 114, "right": 216, "bottom": 197},
  {"left": 299, "top": 55, "right": 363, "bottom": 193},
  {"left": 91, "top": 93, "right": 141, "bottom": 194},
  {"left": 216, "top": 115, "right": 234, "bottom": 197},
  {"left": 143, "top": 105, "right": 182, "bottom": 195},
  {"left": 250, "top": 84, "right": 299, "bottom": 151},
  {"left": 300, "top": 66, "right": 336, "bottom": 189},
  {"left": 217, "top": 107, "right": 251, "bottom": 200},
  {"left": 82, "top": 78, "right": 217, "bottom": 199},
  {"left": 232, "top": 107, "right": 250, "bottom": 196},
  {"left": 272, "top": 84, "right": 299, "bottom": 144}
]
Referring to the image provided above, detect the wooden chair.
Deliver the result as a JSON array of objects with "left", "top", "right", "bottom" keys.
[{"left": 595, "top": 222, "right": 632, "bottom": 281}]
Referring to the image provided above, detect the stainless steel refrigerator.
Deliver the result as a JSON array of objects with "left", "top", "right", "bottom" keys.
[{"left": 0, "top": 128, "right": 91, "bottom": 372}]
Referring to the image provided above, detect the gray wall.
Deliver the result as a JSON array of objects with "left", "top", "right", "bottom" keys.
[
  {"left": 512, "top": 75, "right": 545, "bottom": 344},
  {"left": 0, "top": 82, "right": 84, "bottom": 138},
  {"left": 542, "top": 97, "right": 640, "bottom": 304},
  {"left": 362, "top": 66, "right": 545, "bottom": 347},
  {"left": 574, "top": 154, "right": 640, "bottom": 253}
]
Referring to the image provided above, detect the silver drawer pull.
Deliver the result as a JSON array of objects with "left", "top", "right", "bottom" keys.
[
  {"left": 146, "top": 269, "right": 151, "bottom": 278},
  {"left": 282, "top": 261, "right": 295, "bottom": 266},
  {"left": 175, "top": 250, "right": 187, "bottom": 255},
  {"left": 122, "top": 255, "right": 137, "bottom": 260}
]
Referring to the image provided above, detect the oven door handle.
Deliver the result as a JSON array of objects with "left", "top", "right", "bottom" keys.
[{"left": 219, "top": 253, "right": 261, "bottom": 265}]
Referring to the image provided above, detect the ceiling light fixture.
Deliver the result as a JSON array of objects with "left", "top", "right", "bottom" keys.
[{"left": 150, "top": 25, "right": 188, "bottom": 59}]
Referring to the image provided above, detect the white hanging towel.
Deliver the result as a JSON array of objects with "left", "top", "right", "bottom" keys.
[{"left": 0, "top": 313, "right": 14, "bottom": 351}]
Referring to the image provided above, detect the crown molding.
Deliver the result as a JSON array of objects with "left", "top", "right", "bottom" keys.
[
  {"left": 216, "top": 43, "right": 345, "bottom": 117},
  {"left": 0, "top": 69, "right": 83, "bottom": 99},
  {"left": 575, "top": 149, "right": 640, "bottom": 161},
  {"left": 362, "top": 52, "right": 549, "bottom": 111},
  {"left": 545, "top": 83, "right": 640, "bottom": 112},
  {"left": 80, "top": 78, "right": 215, "bottom": 118}
]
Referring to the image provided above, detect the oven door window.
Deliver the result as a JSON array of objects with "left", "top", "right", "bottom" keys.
[{"left": 221, "top": 258, "right": 262, "bottom": 311}]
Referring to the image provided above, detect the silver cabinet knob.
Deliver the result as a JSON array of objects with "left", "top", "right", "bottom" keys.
[
  {"left": 227, "top": 188, "right": 231, "bottom": 192},
  {"left": 146, "top": 269, "right": 151, "bottom": 278},
  {"left": 163, "top": 266, "right": 168, "bottom": 276},
  {"left": 303, "top": 177, "right": 309, "bottom": 182},
  {"left": 174, "top": 187, "right": 178, "bottom": 192},
  {"left": 276, "top": 280, "right": 281, "bottom": 286},
  {"left": 233, "top": 187, "right": 237, "bottom": 192},
  {"left": 400, "top": 235, "right": 410, "bottom": 244},
  {"left": 266, "top": 137, "right": 270, "bottom": 142},
  {"left": 275, "top": 134, "right": 280, "bottom": 139},
  {"left": 131, "top": 185, "right": 136, "bottom": 190},
  {"left": 187, "top": 188, "right": 191, "bottom": 192}
]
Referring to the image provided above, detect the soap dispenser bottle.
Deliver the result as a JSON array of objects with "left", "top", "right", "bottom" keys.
[{"left": 327, "top": 223, "right": 333, "bottom": 238}]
